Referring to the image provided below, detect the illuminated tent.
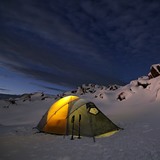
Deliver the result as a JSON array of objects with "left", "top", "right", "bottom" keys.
[{"left": 37, "top": 95, "right": 120, "bottom": 138}]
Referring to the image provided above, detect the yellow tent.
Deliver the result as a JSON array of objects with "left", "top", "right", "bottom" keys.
[{"left": 37, "top": 95, "right": 120, "bottom": 138}]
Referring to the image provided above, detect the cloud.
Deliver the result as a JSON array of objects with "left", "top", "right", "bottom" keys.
[
  {"left": 0, "top": 88, "right": 10, "bottom": 92},
  {"left": 30, "top": 83, "right": 68, "bottom": 92},
  {"left": 0, "top": 0, "right": 160, "bottom": 92},
  {"left": 2, "top": 59, "right": 122, "bottom": 88}
]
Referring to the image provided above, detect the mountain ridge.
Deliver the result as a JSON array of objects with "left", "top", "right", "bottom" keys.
[{"left": 1, "top": 64, "right": 160, "bottom": 105}]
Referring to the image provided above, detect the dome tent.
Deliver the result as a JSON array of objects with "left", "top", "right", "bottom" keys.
[{"left": 37, "top": 95, "right": 120, "bottom": 138}]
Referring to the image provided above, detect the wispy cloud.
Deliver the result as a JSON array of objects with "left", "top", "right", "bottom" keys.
[
  {"left": 0, "top": 88, "right": 10, "bottom": 92},
  {"left": 30, "top": 83, "right": 68, "bottom": 92}
]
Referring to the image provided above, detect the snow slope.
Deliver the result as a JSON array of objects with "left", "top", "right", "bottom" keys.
[{"left": 0, "top": 65, "right": 160, "bottom": 160}]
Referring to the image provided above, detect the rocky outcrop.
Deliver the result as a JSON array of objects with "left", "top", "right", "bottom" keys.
[
  {"left": 148, "top": 64, "right": 160, "bottom": 79},
  {"left": 54, "top": 83, "right": 120, "bottom": 100}
]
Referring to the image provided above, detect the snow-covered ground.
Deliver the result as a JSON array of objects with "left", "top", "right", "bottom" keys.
[{"left": 1, "top": 65, "right": 160, "bottom": 160}]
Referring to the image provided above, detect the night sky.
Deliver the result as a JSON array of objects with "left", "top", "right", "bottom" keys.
[{"left": 0, "top": 0, "right": 160, "bottom": 95}]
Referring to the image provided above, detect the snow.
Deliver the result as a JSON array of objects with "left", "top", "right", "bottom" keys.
[{"left": 1, "top": 75, "right": 160, "bottom": 160}]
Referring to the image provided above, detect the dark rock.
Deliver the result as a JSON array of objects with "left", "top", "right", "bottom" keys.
[
  {"left": 137, "top": 81, "right": 150, "bottom": 89},
  {"left": 148, "top": 64, "right": 160, "bottom": 79},
  {"left": 117, "top": 92, "right": 126, "bottom": 101}
]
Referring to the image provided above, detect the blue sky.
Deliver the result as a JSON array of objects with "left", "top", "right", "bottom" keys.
[{"left": 0, "top": 0, "right": 160, "bottom": 95}]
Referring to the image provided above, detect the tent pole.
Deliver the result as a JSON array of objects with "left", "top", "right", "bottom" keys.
[
  {"left": 71, "top": 115, "right": 75, "bottom": 140},
  {"left": 78, "top": 114, "right": 81, "bottom": 139}
]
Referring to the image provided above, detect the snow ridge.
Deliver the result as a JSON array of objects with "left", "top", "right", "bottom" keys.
[{"left": 55, "top": 66, "right": 160, "bottom": 104}]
